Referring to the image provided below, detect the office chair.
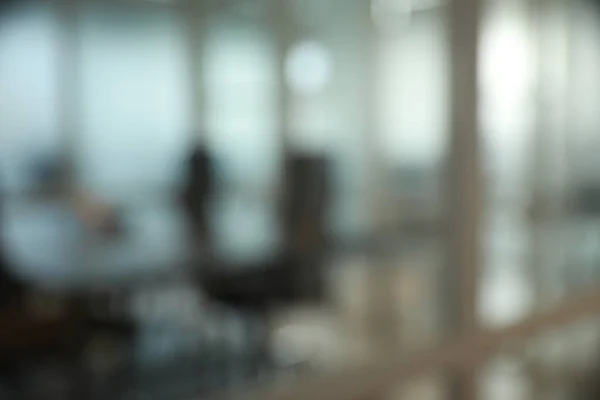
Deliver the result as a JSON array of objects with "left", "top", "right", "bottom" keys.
[
  {"left": 184, "top": 151, "right": 331, "bottom": 378},
  {"left": 199, "top": 153, "right": 330, "bottom": 310}
]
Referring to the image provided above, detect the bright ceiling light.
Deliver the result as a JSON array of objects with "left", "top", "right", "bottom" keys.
[{"left": 285, "top": 40, "right": 333, "bottom": 96}]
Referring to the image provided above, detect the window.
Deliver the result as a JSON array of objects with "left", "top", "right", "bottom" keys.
[
  {"left": 78, "top": 2, "right": 189, "bottom": 198},
  {"left": 0, "top": 4, "right": 60, "bottom": 193},
  {"left": 202, "top": 14, "right": 279, "bottom": 191}
]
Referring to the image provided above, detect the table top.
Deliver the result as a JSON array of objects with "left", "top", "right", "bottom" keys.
[{"left": 1, "top": 196, "right": 282, "bottom": 290}]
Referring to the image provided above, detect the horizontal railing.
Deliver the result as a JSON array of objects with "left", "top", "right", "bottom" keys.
[{"left": 214, "top": 285, "right": 600, "bottom": 400}]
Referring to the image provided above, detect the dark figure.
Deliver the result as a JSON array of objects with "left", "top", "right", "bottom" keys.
[
  {"left": 182, "top": 146, "right": 215, "bottom": 243},
  {"left": 0, "top": 187, "right": 25, "bottom": 308}
]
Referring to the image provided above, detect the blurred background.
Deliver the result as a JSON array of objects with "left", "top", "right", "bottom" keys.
[{"left": 1, "top": 0, "right": 600, "bottom": 399}]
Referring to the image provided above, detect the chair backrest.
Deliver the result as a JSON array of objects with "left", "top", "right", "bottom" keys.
[
  {"left": 283, "top": 154, "right": 330, "bottom": 253},
  {"left": 282, "top": 154, "right": 331, "bottom": 301},
  {"left": 573, "top": 185, "right": 600, "bottom": 215}
]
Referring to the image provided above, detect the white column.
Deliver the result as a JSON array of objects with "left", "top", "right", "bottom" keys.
[
  {"left": 529, "top": 0, "right": 571, "bottom": 306},
  {"left": 184, "top": 0, "right": 207, "bottom": 145},
  {"left": 272, "top": 0, "right": 291, "bottom": 165},
  {"left": 57, "top": 0, "right": 81, "bottom": 186},
  {"left": 447, "top": 0, "right": 482, "bottom": 397}
]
